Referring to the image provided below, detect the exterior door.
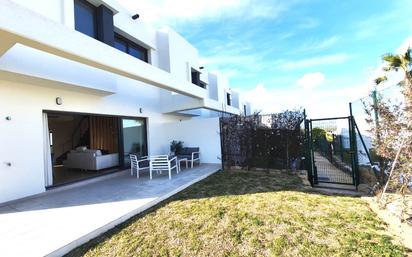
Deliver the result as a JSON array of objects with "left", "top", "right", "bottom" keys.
[
  {"left": 120, "top": 118, "right": 148, "bottom": 167},
  {"left": 305, "top": 116, "right": 359, "bottom": 186}
]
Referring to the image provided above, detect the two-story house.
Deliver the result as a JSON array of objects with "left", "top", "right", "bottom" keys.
[{"left": 0, "top": 0, "right": 252, "bottom": 204}]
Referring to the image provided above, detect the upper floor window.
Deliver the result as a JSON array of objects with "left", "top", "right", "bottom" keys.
[
  {"left": 191, "top": 69, "right": 200, "bottom": 86},
  {"left": 114, "top": 33, "right": 149, "bottom": 63},
  {"left": 227, "top": 93, "right": 232, "bottom": 106},
  {"left": 191, "top": 69, "right": 207, "bottom": 88},
  {"left": 74, "top": 0, "right": 97, "bottom": 39}
]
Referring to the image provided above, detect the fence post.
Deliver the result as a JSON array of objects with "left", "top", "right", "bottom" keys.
[
  {"left": 304, "top": 118, "right": 316, "bottom": 186},
  {"left": 219, "top": 117, "right": 225, "bottom": 171},
  {"left": 352, "top": 116, "right": 360, "bottom": 189},
  {"left": 349, "top": 103, "right": 360, "bottom": 189},
  {"left": 304, "top": 119, "right": 311, "bottom": 185}
]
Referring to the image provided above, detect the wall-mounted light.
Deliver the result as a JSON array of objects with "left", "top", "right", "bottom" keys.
[
  {"left": 132, "top": 14, "right": 140, "bottom": 20},
  {"left": 139, "top": 107, "right": 143, "bottom": 114},
  {"left": 5, "top": 116, "right": 11, "bottom": 121},
  {"left": 56, "top": 97, "right": 63, "bottom": 105},
  {"left": 199, "top": 66, "right": 204, "bottom": 70}
]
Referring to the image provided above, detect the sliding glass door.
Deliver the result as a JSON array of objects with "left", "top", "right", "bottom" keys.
[{"left": 121, "top": 118, "right": 147, "bottom": 167}]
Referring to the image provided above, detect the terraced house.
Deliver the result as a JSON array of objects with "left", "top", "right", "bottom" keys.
[{"left": 0, "top": 0, "right": 252, "bottom": 204}]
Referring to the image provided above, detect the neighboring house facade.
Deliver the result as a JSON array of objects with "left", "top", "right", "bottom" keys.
[{"left": 0, "top": 0, "right": 252, "bottom": 203}]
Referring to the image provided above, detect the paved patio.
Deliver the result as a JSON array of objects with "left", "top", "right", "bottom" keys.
[{"left": 0, "top": 164, "right": 220, "bottom": 257}]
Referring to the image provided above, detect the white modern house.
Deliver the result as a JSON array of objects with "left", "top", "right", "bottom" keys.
[{"left": 0, "top": 0, "right": 252, "bottom": 204}]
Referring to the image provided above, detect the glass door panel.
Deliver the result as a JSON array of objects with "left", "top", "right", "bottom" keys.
[{"left": 121, "top": 118, "right": 147, "bottom": 167}]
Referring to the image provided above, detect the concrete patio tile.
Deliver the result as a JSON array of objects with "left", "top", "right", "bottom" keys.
[{"left": 0, "top": 164, "right": 220, "bottom": 257}]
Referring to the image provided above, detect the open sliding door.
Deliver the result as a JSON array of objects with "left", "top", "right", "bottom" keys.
[
  {"left": 42, "top": 113, "right": 53, "bottom": 187},
  {"left": 120, "top": 118, "right": 148, "bottom": 167}
]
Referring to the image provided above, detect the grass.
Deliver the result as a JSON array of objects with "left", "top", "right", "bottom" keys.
[{"left": 67, "top": 170, "right": 406, "bottom": 257}]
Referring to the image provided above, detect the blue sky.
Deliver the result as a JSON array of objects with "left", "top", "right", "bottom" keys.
[{"left": 119, "top": 0, "right": 412, "bottom": 117}]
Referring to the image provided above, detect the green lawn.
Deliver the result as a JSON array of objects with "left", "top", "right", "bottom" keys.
[{"left": 67, "top": 171, "right": 405, "bottom": 257}]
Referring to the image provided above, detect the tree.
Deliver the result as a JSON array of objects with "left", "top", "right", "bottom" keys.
[
  {"left": 311, "top": 127, "right": 326, "bottom": 145},
  {"left": 382, "top": 47, "right": 412, "bottom": 112},
  {"left": 367, "top": 47, "right": 412, "bottom": 222}
]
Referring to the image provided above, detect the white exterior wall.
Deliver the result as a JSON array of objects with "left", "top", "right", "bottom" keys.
[
  {"left": 166, "top": 29, "right": 200, "bottom": 83},
  {"left": 199, "top": 68, "right": 209, "bottom": 87},
  {"left": 156, "top": 31, "right": 171, "bottom": 72},
  {"left": 231, "top": 91, "right": 240, "bottom": 109},
  {"left": 244, "top": 102, "right": 252, "bottom": 115},
  {"left": 212, "top": 72, "right": 231, "bottom": 104},
  {"left": 11, "top": 0, "right": 64, "bottom": 24},
  {"left": 208, "top": 73, "right": 219, "bottom": 101},
  {"left": 161, "top": 118, "right": 222, "bottom": 164}
]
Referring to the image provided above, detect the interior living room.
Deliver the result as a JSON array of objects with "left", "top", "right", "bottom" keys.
[{"left": 46, "top": 112, "right": 147, "bottom": 186}]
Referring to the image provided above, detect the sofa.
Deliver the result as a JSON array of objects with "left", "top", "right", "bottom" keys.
[
  {"left": 176, "top": 147, "right": 200, "bottom": 168},
  {"left": 63, "top": 147, "right": 119, "bottom": 171}
]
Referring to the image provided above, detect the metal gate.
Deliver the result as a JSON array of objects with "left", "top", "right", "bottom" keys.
[{"left": 304, "top": 116, "right": 359, "bottom": 187}]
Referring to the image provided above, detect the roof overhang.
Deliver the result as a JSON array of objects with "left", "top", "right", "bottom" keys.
[{"left": 161, "top": 95, "right": 240, "bottom": 115}]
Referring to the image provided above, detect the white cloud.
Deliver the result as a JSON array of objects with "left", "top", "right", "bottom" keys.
[
  {"left": 117, "top": 0, "right": 292, "bottom": 24},
  {"left": 240, "top": 82, "right": 369, "bottom": 118},
  {"left": 354, "top": 5, "right": 412, "bottom": 40},
  {"left": 297, "top": 36, "right": 340, "bottom": 52},
  {"left": 200, "top": 54, "right": 257, "bottom": 66},
  {"left": 279, "top": 53, "right": 351, "bottom": 70},
  {"left": 240, "top": 36, "right": 412, "bottom": 118},
  {"left": 218, "top": 68, "right": 241, "bottom": 79},
  {"left": 297, "top": 72, "right": 325, "bottom": 90}
]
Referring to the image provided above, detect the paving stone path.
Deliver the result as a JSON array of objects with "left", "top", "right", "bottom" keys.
[{"left": 314, "top": 152, "right": 353, "bottom": 184}]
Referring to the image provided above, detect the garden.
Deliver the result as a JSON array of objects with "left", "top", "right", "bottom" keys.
[{"left": 67, "top": 170, "right": 406, "bottom": 257}]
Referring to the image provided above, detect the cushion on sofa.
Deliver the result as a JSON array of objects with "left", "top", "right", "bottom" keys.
[
  {"left": 177, "top": 154, "right": 192, "bottom": 159},
  {"left": 84, "top": 149, "right": 102, "bottom": 156},
  {"left": 177, "top": 147, "right": 199, "bottom": 155},
  {"left": 75, "top": 146, "right": 87, "bottom": 152}
]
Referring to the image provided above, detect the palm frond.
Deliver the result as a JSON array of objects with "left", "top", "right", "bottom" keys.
[
  {"left": 375, "top": 76, "right": 388, "bottom": 85},
  {"left": 383, "top": 53, "right": 402, "bottom": 68},
  {"left": 404, "top": 47, "right": 412, "bottom": 63}
]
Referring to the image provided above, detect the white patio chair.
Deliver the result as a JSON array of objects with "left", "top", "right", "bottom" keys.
[
  {"left": 130, "top": 155, "right": 149, "bottom": 179},
  {"left": 149, "top": 155, "right": 177, "bottom": 180},
  {"left": 190, "top": 151, "right": 200, "bottom": 168}
]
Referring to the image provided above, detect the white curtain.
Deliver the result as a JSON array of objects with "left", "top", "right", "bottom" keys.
[{"left": 43, "top": 113, "right": 53, "bottom": 187}]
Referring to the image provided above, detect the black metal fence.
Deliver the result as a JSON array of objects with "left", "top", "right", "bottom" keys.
[
  {"left": 220, "top": 111, "right": 305, "bottom": 170},
  {"left": 350, "top": 84, "right": 403, "bottom": 166}
]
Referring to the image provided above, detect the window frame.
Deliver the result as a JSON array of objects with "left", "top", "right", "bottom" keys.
[
  {"left": 199, "top": 81, "right": 207, "bottom": 89},
  {"left": 74, "top": 0, "right": 98, "bottom": 39},
  {"left": 191, "top": 68, "right": 207, "bottom": 89},
  {"left": 114, "top": 33, "right": 149, "bottom": 63},
  {"left": 227, "top": 93, "right": 232, "bottom": 106},
  {"left": 191, "top": 69, "right": 200, "bottom": 86}
]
